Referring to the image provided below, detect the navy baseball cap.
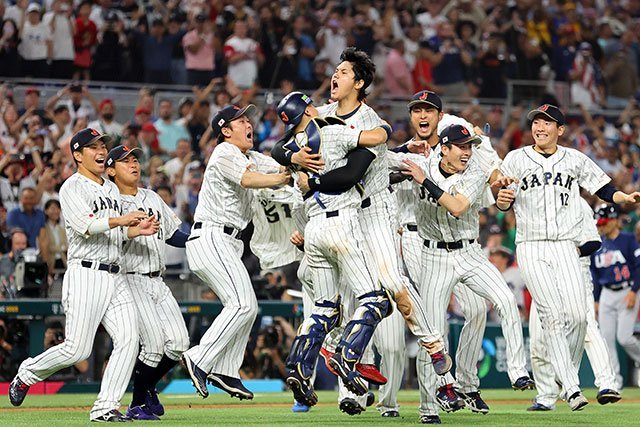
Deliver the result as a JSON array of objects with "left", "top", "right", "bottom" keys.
[
  {"left": 277, "top": 91, "right": 313, "bottom": 131},
  {"left": 594, "top": 204, "right": 620, "bottom": 225},
  {"left": 70, "top": 128, "right": 112, "bottom": 152},
  {"left": 439, "top": 124, "right": 481, "bottom": 146},
  {"left": 105, "top": 145, "right": 143, "bottom": 168},
  {"left": 527, "top": 104, "right": 565, "bottom": 126},
  {"left": 407, "top": 90, "right": 442, "bottom": 112},
  {"left": 210, "top": 104, "right": 257, "bottom": 138}
]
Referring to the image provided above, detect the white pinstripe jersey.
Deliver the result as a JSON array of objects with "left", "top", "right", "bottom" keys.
[
  {"left": 500, "top": 145, "right": 611, "bottom": 243},
  {"left": 317, "top": 102, "right": 388, "bottom": 198},
  {"left": 59, "top": 173, "right": 124, "bottom": 264},
  {"left": 302, "top": 124, "right": 363, "bottom": 217},
  {"left": 120, "top": 189, "right": 181, "bottom": 274},
  {"left": 578, "top": 197, "right": 600, "bottom": 246},
  {"left": 251, "top": 186, "right": 303, "bottom": 269},
  {"left": 414, "top": 155, "right": 486, "bottom": 242},
  {"left": 193, "top": 142, "right": 280, "bottom": 230}
]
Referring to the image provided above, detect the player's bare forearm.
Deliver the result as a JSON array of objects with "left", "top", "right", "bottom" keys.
[
  {"left": 612, "top": 190, "right": 640, "bottom": 204},
  {"left": 240, "top": 169, "right": 291, "bottom": 189},
  {"left": 438, "top": 193, "right": 471, "bottom": 218},
  {"left": 358, "top": 125, "right": 391, "bottom": 147},
  {"left": 496, "top": 188, "right": 515, "bottom": 211}
]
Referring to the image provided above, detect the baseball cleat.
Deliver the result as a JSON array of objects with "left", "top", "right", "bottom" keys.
[
  {"left": 125, "top": 405, "right": 160, "bottom": 421},
  {"left": 568, "top": 391, "right": 589, "bottom": 411},
  {"left": 320, "top": 347, "right": 387, "bottom": 385},
  {"left": 182, "top": 353, "right": 209, "bottom": 398},
  {"left": 339, "top": 398, "right": 365, "bottom": 416},
  {"left": 527, "top": 402, "right": 552, "bottom": 411},
  {"left": 512, "top": 376, "right": 535, "bottom": 391},
  {"left": 461, "top": 391, "right": 490, "bottom": 414},
  {"left": 597, "top": 389, "right": 622, "bottom": 405},
  {"left": 292, "top": 400, "right": 310, "bottom": 413},
  {"left": 8, "top": 376, "right": 29, "bottom": 407},
  {"left": 420, "top": 414, "right": 442, "bottom": 424},
  {"left": 207, "top": 373, "right": 254, "bottom": 400},
  {"left": 329, "top": 353, "right": 368, "bottom": 396},
  {"left": 145, "top": 389, "right": 164, "bottom": 416},
  {"left": 381, "top": 410, "right": 400, "bottom": 417},
  {"left": 436, "top": 384, "right": 465, "bottom": 413},
  {"left": 430, "top": 350, "right": 452, "bottom": 375},
  {"left": 366, "top": 391, "right": 375, "bottom": 407},
  {"left": 90, "top": 409, "right": 132, "bottom": 422},
  {"left": 286, "top": 371, "right": 318, "bottom": 407}
]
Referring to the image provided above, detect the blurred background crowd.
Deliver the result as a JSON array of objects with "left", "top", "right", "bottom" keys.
[{"left": 2, "top": 0, "right": 640, "bottom": 386}]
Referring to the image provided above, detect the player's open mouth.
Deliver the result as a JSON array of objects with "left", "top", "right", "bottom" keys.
[
  {"left": 246, "top": 131, "right": 253, "bottom": 140},
  {"left": 331, "top": 80, "right": 339, "bottom": 91},
  {"left": 419, "top": 121, "right": 429, "bottom": 131},
  {"left": 460, "top": 157, "right": 469, "bottom": 164},
  {"left": 96, "top": 158, "right": 105, "bottom": 164}
]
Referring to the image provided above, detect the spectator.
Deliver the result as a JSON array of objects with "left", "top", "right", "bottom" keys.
[
  {"left": 73, "top": 1, "right": 97, "bottom": 81},
  {"left": 0, "top": 8, "right": 21, "bottom": 77},
  {"left": 182, "top": 14, "right": 216, "bottom": 86},
  {"left": 291, "top": 14, "right": 317, "bottom": 89},
  {"left": 43, "top": 321, "right": 89, "bottom": 380},
  {"left": 139, "top": 122, "right": 163, "bottom": 157},
  {"left": 156, "top": 185, "right": 187, "bottom": 272},
  {"left": 316, "top": 10, "right": 347, "bottom": 67},
  {"left": 428, "top": 20, "right": 472, "bottom": 98},
  {"left": 132, "top": 106, "right": 152, "bottom": 127},
  {"left": 475, "top": 32, "right": 510, "bottom": 99},
  {"left": 18, "top": 87, "right": 47, "bottom": 124},
  {"left": 18, "top": 3, "right": 52, "bottom": 78},
  {"left": 48, "top": 104, "right": 72, "bottom": 148},
  {"left": 384, "top": 39, "right": 413, "bottom": 98},
  {"left": 224, "top": 19, "right": 264, "bottom": 90},
  {"left": 46, "top": 83, "right": 98, "bottom": 123},
  {"left": 91, "top": 11, "right": 127, "bottom": 82},
  {"left": 350, "top": 13, "right": 376, "bottom": 58},
  {"left": 186, "top": 100, "right": 210, "bottom": 155},
  {"left": 0, "top": 155, "right": 37, "bottom": 212},
  {"left": 164, "top": 138, "right": 196, "bottom": 185},
  {"left": 167, "top": 12, "right": 188, "bottom": 85},
  {"left": 570, "top": 42, "right": 604, "bottom": 110},
  {"left": 257, "top": 4, "right": 287, "bottom": 88},
  {"left": 174, "top": 165, "right": 202, "bottom": 226},
  {"left": 6, "top": 187, "right": 46, "bottom": 250},
  {"left": 0, "top": 206, "right": 9, "bottom": 254},
  {"left": 603, "top": 32, "right": 638, "bottom": 109},
  {"left": 154, "top": 99, "right": 190, "bottom": 154},
  {"left": 137, "top": 18, "right": 181, "bottom": 85},
  {"left": 252, "top": 323, "right": 287, "bottom": 379},
  {"left": 0, "top": 228, "right": 28, "bottom": 298},
  {"left": 0, "top": 102, "right": 24, "bottom": 153},
  {"left": 43, "top": 199, "right": 66, "bottom": 273},
  {"left": 43, "top": 0, "right": 74, "bottom": 79},
  {"left": 87, "top": 99, "right": 123, "bottom": 138}
]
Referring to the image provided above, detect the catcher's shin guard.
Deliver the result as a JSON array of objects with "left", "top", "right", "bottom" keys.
[
  {"left": 336, "top": 290, "right": 392, "bottom": 364},
  {"left": 286, "top": 298, "right": 342, "bottom": 378}
]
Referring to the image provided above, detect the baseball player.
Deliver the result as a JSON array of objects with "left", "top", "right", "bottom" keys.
[
  {"left": 591, "top": 203, "right": 640, "bottom": 390},
  {"left": 392, "top": 91, "right": 500, "bottom": 415},
  {"left": 105, "top": 145, "right": 191, "bottom": 420},
  {"left": 181, "top": 104, "right": 291, "bottom": 400},
  {"left": 288, "top": 48, "right": 449, "bottom": 416},
  {"left": 8, "top": 128, "right": 159, "bottom": 422},
  {"left": 403, "top": 124, "right": 532, "bottom": 424},
  {"left": 496, "top": 104, "right": 640, "bottom": 411},
  {"left": 273, "top": 91, "right": 398, "bottom": 407},
  {"left": 528, "top": 198, "right": 621, "bottom": 411}
]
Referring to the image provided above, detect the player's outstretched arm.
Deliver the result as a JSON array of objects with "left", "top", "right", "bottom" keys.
[
  {"left": 357, "top": 123, "right": 392, "bottom": 147},
  {"left": 84, "top": 211, "right": 149, "bottom": 236},
  {"left": 298, "top": 148, "right": 375, "bottom": 194},
  {"left": 240, "top": 167, "right": 291, "bottom": 189}
]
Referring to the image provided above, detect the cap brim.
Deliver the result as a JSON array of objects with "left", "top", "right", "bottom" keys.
[
  {"left": 448, "top": 135, "right": 482, "bottom": 145},
  {"left": 527, "top": 110, "right": 562, "bottom": 124},
  {"left": 231, "top": 104, "right": 257, "bottom": 122},
  {"left": 408, "top": 100, "right": 441, "bottom": 111},
  {"left": 116, "top": 147, "right": 143, "bottom": 162}
]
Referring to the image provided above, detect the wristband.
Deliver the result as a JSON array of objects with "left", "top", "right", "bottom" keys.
[
  {"left": 379, "top": 124, "right": 392, "bottom": 140},
  {"left": 308, "top": 175, "right": 321, "bottom": 192},
  {"left": 422, "top": 178, "right": 444, "bottom": 200},
  {"left": 87, "top": 217, "right": 111, "bottom": 235}
]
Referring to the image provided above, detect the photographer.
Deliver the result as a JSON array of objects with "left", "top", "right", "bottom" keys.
[
  {"left": 253, "top": 319, "right": 287, "bottom": 380},
  {"left": 43, "top": 320, "right": 89, "bottom": 381},
  {"left": 0, "top": 228, "right": 27, "bottom": 298}
]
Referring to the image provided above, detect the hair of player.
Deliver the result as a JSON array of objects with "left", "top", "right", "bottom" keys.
[{"left": 340, "top": 47, "right": 375, "bottom": 101}]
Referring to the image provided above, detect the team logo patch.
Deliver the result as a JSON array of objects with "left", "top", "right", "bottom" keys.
[
  {"left": 538, "top": 104, "right": 549, "bottom": 112},
  {"left": 122, "top": 146, "right": 129, "bottom": 151},
  {"left": 419, "top": 91, "right": 429, "bottom": 100},
  {"left": 350, "top": 125, "right": 355, "bottom": 129},
  {"left": 281, "top": 112, "right": 289, "bottom": 122},
  {"left": 442, "top": 136, "right": 449, "bottom": 143},
  {"left": 218, "top": 118, "right": 225, "bottom": 127},
  {"left": 73, "top": 142, "right": 79, "bottom": 149},
  {"left": 90, "top": 128, "right": 99, "bottom": 136},
  {"left": 461, "top": 127, "right": 469, "bottom": 135},
  {"left": 106, "top": 159, "right": 113, "bottom": 166}
]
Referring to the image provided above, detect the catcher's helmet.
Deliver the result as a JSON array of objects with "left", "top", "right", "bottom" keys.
[
  {"left": 594, "top": 203, "right": 620, "bottom": 225},
  {"left": 277, "top": 92, "right": 312, "bottom": 131}
]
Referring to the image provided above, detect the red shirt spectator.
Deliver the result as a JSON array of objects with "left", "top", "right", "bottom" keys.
[{"left": 73, "top": 2, "right": 97, "bottom": 76}]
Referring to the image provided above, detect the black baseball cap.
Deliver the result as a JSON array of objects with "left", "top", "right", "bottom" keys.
[
  {"left": 594, "top": 203, "right": 620, "bottom": 225},
  {"left": 70, "top": 128, "right": 112, "bottom": 152},
  {"left": 408, "top": 90, "right": 442, "bottom": 112},
  {"left": 527, "top": 104, "right": 565, "bottom": 126},
  {"left": 439, "top": 124, "right": 481, "bottom": 145},
  {"left": 105, "top": 145, "right": 143, "bottom": 168},
  {"left": 211, "top": 104, "right": 257, "bottom": 137}
]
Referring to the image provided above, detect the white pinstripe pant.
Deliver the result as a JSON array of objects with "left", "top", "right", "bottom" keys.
[
  {"left": 184, "top": 228, "right": 258, "bottom": 378},
  {"left": 530, "top": 259, "right": 617, "bottom": 407},
  {"left": 124, "top": 275, "right": 190, "bottom": 366},
  {"left": 517, "top": 240, "right": 586, "bottom": 397},
  {"left": 401, "top": 228, "right": 487, "bottom": 393},
  {"left": 417, "top": 243, "right": 528, "bottom": 416},
  {"left": 18, "top": 264, "right": 139, "bottom": 419}
]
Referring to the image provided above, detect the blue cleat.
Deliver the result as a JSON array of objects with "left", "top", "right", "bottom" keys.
[{"left": 292, "top": 401, "right": 310, "bottom": 412}]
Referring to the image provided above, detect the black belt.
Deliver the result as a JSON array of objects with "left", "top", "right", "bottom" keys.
[
  {"left": 127, "top": 271, "right": 162, "bottom": 278},
  {"left": 406, "top": 224, "right": 418, "bottom": 232},
  {"left": 605, "top": 281, "right": 631, "bottom": 292},
  {"left": 361, "top": 197, "right": 371, "bottom": 209},
  {"left": 194, "top": 222, "right": 202, "bottom": 229},
  {"left": 193, "top": 222, "right": 241, "bottom": 238},
  {"left": 423, "top": 239, "right": 475, "bottom": 251},
  {"left": 326, "top": 210, "right": 339, "bottom": 218},
  {"left": 81, "top": 260, "right": 120, "bottom": 274}
]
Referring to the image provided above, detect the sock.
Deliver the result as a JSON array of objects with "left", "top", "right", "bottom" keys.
[
  {"left": 131, "top": 359, "right": 157, "bottom": 407},
  {"left": 148, "top": 355, "right": 179, "bottom": 390}
]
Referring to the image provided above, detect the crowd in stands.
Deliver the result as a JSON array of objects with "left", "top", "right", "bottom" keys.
[{"left": 3, "top": 0, "right": 640, "bottom": 382}]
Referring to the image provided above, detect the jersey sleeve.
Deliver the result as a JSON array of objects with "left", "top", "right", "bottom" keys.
[
  {"left": 215, "top": 145, "right": 250, "bottom": 185},
  {"left": 59, "top": 179, "right": 102, "bottom": 236},
  {"left": 386, "top": 151, "right": 426, "bottom": 171},
  {"left": 473, "top": 135, "right": 502, "bottom": 177},
  {"left": 499, "top": 150, "right": 517, "bottom": 178},
  {"left": 576, "top": 151, "right": 612, "bottom": 194},
  {"left": 453, "top": 163, "right": 486, "bottom": 205},
  {"left": 578, "top": 198, "right": 600, "bottom": 245},
  {"left": 247, "top": 151, "right": 281, "bottom": 174},
  {"left": 328, "top": 125, "right": 362, "bottom": 153}
]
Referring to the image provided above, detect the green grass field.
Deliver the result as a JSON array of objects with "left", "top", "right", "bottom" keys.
[{"left": 1, "top": 388, "right": 639, "bottom": 426}]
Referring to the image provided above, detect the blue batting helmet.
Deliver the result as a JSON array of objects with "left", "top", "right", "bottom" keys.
[{"left": 277, "top": 92, "right": 312, "bottom": 131}]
